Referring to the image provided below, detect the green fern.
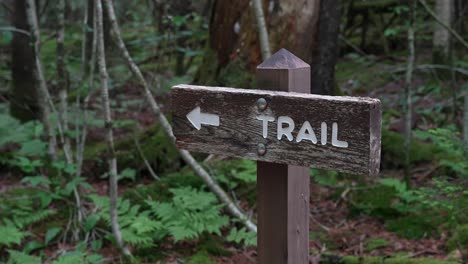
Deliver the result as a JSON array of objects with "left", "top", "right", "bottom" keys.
[
  {"left": 0, "top": 224, "right": 28, "bottom": 247},
  {"left": 88, "top": 195, "right": 163, "bottom": 248},
  {"left": 7, "top": 250, "right": 41, "bottom": 264},
  {"left": 147, "top": 187, "right": 229, "bottom": 241},
  {"left": 0, "top": 192, "right": 56, "bottom": 229},
  {"left": 89, "top": 187, "right": 229, "bottom": 246},
  {"left": 227, "top": 227, "right": 256, "bottom": 246}
]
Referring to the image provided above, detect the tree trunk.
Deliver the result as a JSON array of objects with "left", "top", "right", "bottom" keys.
[
  {"left": 310, "top": 0, "right": 341, "bottom": 95},
  {"left": 194, "top": 0, "right": 327, "bottom": 91},
  {"left": 196, "top": 0, "right": 340, "bottom": 96},
  {"left": 10, "top": 0, "right": 39, "bottom": 121},
  {"left": 432, "top": 0, "right": 453, "bottom": 65}
]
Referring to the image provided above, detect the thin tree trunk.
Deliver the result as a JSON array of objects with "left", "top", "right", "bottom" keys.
[
  {"left": 252, "top": 0, "right": 271, "bottom": 60},
  {"left": 56, "top": 0, "right": 72, "bottom": 163},
  {"left": 103, "top": 0, "right": 257, "bottom": 233},
  {"left": 431, "top": 0, "right": 453, "bottom": 65},
  {"left": 464, "top": 85, "right": 468, "bottom": 146},
  {"left": 77, "top": 9, "right": 97, "bottom": 179},
  {"left": 404, "top": 0, "right": 416, "bottom": 188},
  {"left": 420, "top": 0, "right": 468, "bottom": 50},
  {"left": 25, "top": 0, "right": 57, "bottom": 161},
  {"left": 79, "top": 0, "right": 88, "bottom": 79},
  {"left": 95, "top": 0, "right": 130, "bottom": 256}
]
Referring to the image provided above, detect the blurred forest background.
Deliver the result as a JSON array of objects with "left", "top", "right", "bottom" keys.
[{"left": 0, "top": 0, "right": 467, "bottom": 263}]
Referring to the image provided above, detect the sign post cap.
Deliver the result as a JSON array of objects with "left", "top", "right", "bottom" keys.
[{"left": 257, "top": 48, "right": 309, "bottom": 70}]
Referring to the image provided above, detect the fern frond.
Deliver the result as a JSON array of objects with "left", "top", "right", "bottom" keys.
[
  {"left": 7, "top": 250, "right": 41, "bottom": 264},
  {"left": 0, "top": 224, "right": 27, "bottom": 246},
  {"left": 121, "top": 229, "right": 154, "bottom": 248}
]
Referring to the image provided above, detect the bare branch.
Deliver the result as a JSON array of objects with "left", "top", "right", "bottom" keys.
[{"left": 0, "top": 26, "right": 30, "bottom": 36}]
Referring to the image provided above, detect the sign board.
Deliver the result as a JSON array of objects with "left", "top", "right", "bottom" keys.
[{"left": 171, "top": 84, "right": 381, "bottom": 175}]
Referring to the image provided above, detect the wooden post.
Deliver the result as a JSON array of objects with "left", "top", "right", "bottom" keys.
[{"left": 257, "top": 49, "right": 311, "bottom": 263}]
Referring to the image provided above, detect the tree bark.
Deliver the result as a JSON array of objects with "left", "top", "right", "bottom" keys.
[
  {"left": 56, "top": 0, "right": 72, "bottom": 163},
  {"left": 310, "top": 0, "right": 341, "bottom": 95},
  {"left": 432, "top": 0, "right": 453, "bottom": 65},
  {"left": 404, "top": 0, "right": 416, "bottom": 188},
  {"left": 95, "top": 0, "right": 130, "bottom": 256},
  {"left": 196, "top": 0, "right": 325, "bottom": 91},
  {"left": 10, "top": 0, "right": 39, "bottom": 121},
  {"left": 25, "top": 0, "right": 57, "bottom": 160},
  {"left": 252, "top": 0, "right": 271, "bottom": 60}
]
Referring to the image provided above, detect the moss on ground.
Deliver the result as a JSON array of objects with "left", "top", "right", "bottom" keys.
[
  {"left": 186, "top": 250, "right": 215, "bottom": 264},
  {"left": 335, "top": 57, "right": 392, "bottom": 95},
  {"left": 381, "top": 129, "right": 441, "bottom": 168},
  {"left": 348, "top": 184, "right": 400, "bottom": 218},
  {"left": 84, "top": 123, "right": 181, "bottom": 177}
]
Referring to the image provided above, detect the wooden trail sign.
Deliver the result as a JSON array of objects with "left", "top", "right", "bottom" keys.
[
  {"left": 171, "top": 84, "right": 381, "bottom": 175},
  {"left": 171, "top": 49, "right": 382, "bottom": 264}
]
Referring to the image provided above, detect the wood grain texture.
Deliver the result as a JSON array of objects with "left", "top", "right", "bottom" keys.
[
  {"left": 256, "top": 49, "right": 310, "bottom": 264},
  {"left": 171, "top": 85, "right": 381, "bottom": 176}
]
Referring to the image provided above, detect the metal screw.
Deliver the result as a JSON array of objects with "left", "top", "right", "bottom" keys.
[
  {"left": 256, "top": 98, "right": 267, "bottom": 111},
  {"left": 257, "top": 143, "right": 266, "bottom": 156}
]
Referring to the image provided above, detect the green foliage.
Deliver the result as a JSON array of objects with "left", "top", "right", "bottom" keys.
[
  {"left": 381, "top": 129, "right": 440, "bottom": 167},
  {"left": 349, "top": 184, "right": 400, "bottom": 218},
  {"left": 447, "top": 224, "right": 468, "bottom": 252},
  {"left": 386, "top": 215, "right": 437, "bottom": 239},
  {"left": 45, "top": 227, "right": 62, "bottom": 246},
  {"left": 0, "top": 114, "right": 43, "bottom": 149},
  {"left": 7, "top": 250, "right": 41, "bottom": 264},
  {"left": 52, "top": 251, "right": 103, "bottom": 264},
  {"left": 414, "top": 127, "right": 467, "bottom": 177},
  {"left": 311, "top": 169, "right": 341, "bottom": 187},
  {"left": 226, "top": 227, "right": 256, "bottom": 246},
  {"left": 186, "top": 251, "right": 215, "bottom": 264},
  {"left": 91, "top": 186, "right": 229, "bottom": 248},
  {"left": 350, "top": 177, "right": 466, "bottom": 239},
  {"left": 196, "top": 235, "right": 232, "bottom": 256},
  {"left": 365, "top": 238, "right": 389, "bottom": 251},
  {"left": 147, "top": 187, "right": 229, "bottom": 241},
  {"left": 0, "top": 190, "right": 56, "bottom": 229},
  {"left": 0, "top": 224, "right": 28, "bottom": 247}
]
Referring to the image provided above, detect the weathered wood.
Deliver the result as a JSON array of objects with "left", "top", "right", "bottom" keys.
[
  {"left": 256, "top": 48, "right": 310, "bottom": 264},
  {"left": 171, "top": 85, "right": 381, "bottom": 176}
]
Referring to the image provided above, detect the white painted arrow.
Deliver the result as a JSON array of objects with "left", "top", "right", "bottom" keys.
[{"left": 186, "top": 106, "right": 220, "bottom": 130}]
